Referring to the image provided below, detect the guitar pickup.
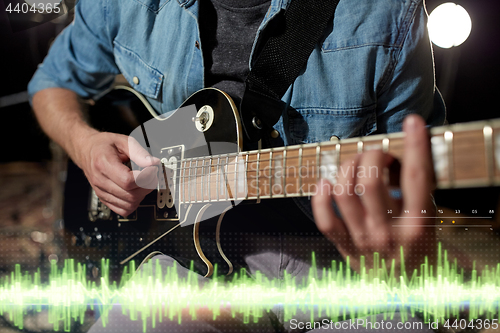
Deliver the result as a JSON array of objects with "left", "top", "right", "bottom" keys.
[
  {"left": 88, "top": 188, "right": 111, "bottom": 221},
  {"left": 158, "top": 145, "right": 184, "bottom": 209}
]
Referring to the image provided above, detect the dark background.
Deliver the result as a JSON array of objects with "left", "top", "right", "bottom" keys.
[{"left": 0, "top": 0, "right": 499, "bottom": 212}]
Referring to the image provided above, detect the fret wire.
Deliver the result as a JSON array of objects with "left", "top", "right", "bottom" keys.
[
  {"left": 316, "top": 144, "right": 321, "bottom": 183},
  {"left": 188, "top": 159, "right": 193, "bottom": 203},
  {"left": 256, "top": 151, "right": 261, "bottom": 200},
  {"left": 221, "top": 156, "right": 225, "bottom": 201},
  {"left": 209, "top": 157, "right": 213, "bottom": 202},
  {"left": 178, "top": 160, "right": 181, "bottom": 204},
  {"left": 206, "top": 158, "right": 210, "bottom": 200},
  {"left": 298, "top": 147, "right": 303, "bottom": 196},
  {"left": 184, "top": 161, "right": 191, "bottom": 202},
  {"left": 200, "top": 158, "right": 204, "bottom": 201},
  {"left": 283, "top": 147, "right": 287, "bottom": 197},
  {"left": 484, "top": 125, "right": 494, "bottom": 184},
  {"left": 205, "top": 158, "right": 209, "bottom": 200},
  {"left": 444, "top": 131, "right": 454, "bottom": 186},
  {"left": 220, "top": 156, "right": 224, "bottom": 201},
  {"left": 225, "top": 155, "right": 229, "bottom": 201},
  {"left": 185, "top": 160, "right": 188, "bottom": 203},
  {"left": 201, "top": 158, "right": 205, "bottom": 202},
  {"left": 195, "top": 159, "right": 199, "bottom": 202},
  {"left": 269, "top": 150, "right": 274, "bottom": 198},
  {"left": 234, "top": 154, "right": 239, "bottom": 200},
  {"left": 217, "top": 156, "right": 220, "bottom": 201},
  {"left": 181, "top": 160, "right": 185, "bottom": 204},
  {"left": 245, "top": 153, "right": 249, "bottom": 200},
  {"left": 185, "top": 160, "right": 189, "bottom": 203}
]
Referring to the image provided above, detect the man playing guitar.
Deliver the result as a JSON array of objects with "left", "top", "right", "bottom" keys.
[{"left": 29, "top": 0, "right": 445, "bottom": 331}]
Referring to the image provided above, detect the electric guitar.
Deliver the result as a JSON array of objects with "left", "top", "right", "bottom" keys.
[{"left": 64, "top": 86, "right": 500, "bottom": 279}]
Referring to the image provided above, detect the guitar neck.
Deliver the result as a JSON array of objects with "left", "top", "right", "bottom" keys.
[{"left": 178, "top": 118, "right": 500, "bottom": 203}]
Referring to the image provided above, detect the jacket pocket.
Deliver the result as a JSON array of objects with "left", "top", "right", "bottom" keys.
[
  {"left": 287, "top": 107, "right": 377, "bottom": 144},
  {"left": 113, "top": 41, "right": 164, "bottom": 100}
]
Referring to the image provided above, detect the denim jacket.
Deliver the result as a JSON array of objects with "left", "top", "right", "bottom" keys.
[{"left": 28, "top": 0, "right": 445, "bottom": 145}]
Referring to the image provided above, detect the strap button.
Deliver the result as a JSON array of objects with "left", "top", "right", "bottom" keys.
[{"left": 252, "top": 117, "right": 262, "bottom": 129}]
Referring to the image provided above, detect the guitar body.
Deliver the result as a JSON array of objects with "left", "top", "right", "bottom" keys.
[
  {"left": 64, "top": 86, "right": 500, "bottom": 281},
  {"left": 64, "top": 87, "right": 243, "bottom": 279}
]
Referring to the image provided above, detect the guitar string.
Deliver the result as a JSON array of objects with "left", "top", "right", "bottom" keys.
[
  {"left": 157, "top": 162, "right": 498, "bottom": 203},
  {"left": 155, "top": 135, "right": 497, "bottom": 174},
  {"left": 154, "top": 147, "right": 496, "bottom": 182},
  {"left": 150, "top": 131, "right": 499, "bottom": 200}
]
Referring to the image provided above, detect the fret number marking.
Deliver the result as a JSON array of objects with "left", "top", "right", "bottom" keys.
[
  {"left": 320, "top": 149, "right": 338, "bottom": 184},
  {"left": 431, "top": 136, "right": 449, "bottom": 183}
]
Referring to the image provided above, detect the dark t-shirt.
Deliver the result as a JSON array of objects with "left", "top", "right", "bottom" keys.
[{"left": 198, "top": 0, "right": 271, "bottom": 106}]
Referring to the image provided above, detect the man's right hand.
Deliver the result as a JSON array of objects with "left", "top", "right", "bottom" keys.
[
  {"left": 75, "top": 131, "right": 160, "bottom": 217},
  {"left": 32, "top": 88, "right": 159, "bottom": 218}
]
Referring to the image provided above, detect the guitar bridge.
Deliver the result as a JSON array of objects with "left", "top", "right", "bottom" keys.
[
  {"left": 88, "top": 188, "right": 111, "bottom": 221},
  {"left": 157, "top": 163, "right": 173, "bottom": 209}
]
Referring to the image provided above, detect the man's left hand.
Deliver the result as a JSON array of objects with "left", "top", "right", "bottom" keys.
[{"left": 312, "top": 114, "right": 437, "bottom": 274}]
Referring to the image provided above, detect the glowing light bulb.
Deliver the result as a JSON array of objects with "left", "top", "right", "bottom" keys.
[{"left": 428, "top": 3, "right": 472, "bottom": 48}]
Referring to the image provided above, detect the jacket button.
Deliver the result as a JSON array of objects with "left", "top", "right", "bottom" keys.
[
  {"left": 195, "top": 41, "right": 200, "bottom": 49},
  {"left": 133, "top": 76, "right": 140, "bottom": 85}
]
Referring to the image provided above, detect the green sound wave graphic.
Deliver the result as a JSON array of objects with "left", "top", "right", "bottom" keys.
[{"left": 0, "top": 243, "right": 499, "bottom": 332}]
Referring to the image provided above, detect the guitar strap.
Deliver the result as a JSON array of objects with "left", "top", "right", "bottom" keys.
[{"left": 240, "top": 0, "right": 340, "bottom": 142}]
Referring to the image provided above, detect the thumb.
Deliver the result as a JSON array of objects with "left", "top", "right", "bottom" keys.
[
  {"left": 133, "top": 166, "right": 159, "bottom": 190},
  {"left": 114, "top": 135, "right": 160, "bottom": 168}
]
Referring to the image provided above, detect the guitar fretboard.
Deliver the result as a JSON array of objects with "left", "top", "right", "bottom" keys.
[{"left": 175, "top": 119, "right": 500, "bottom": 204}]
